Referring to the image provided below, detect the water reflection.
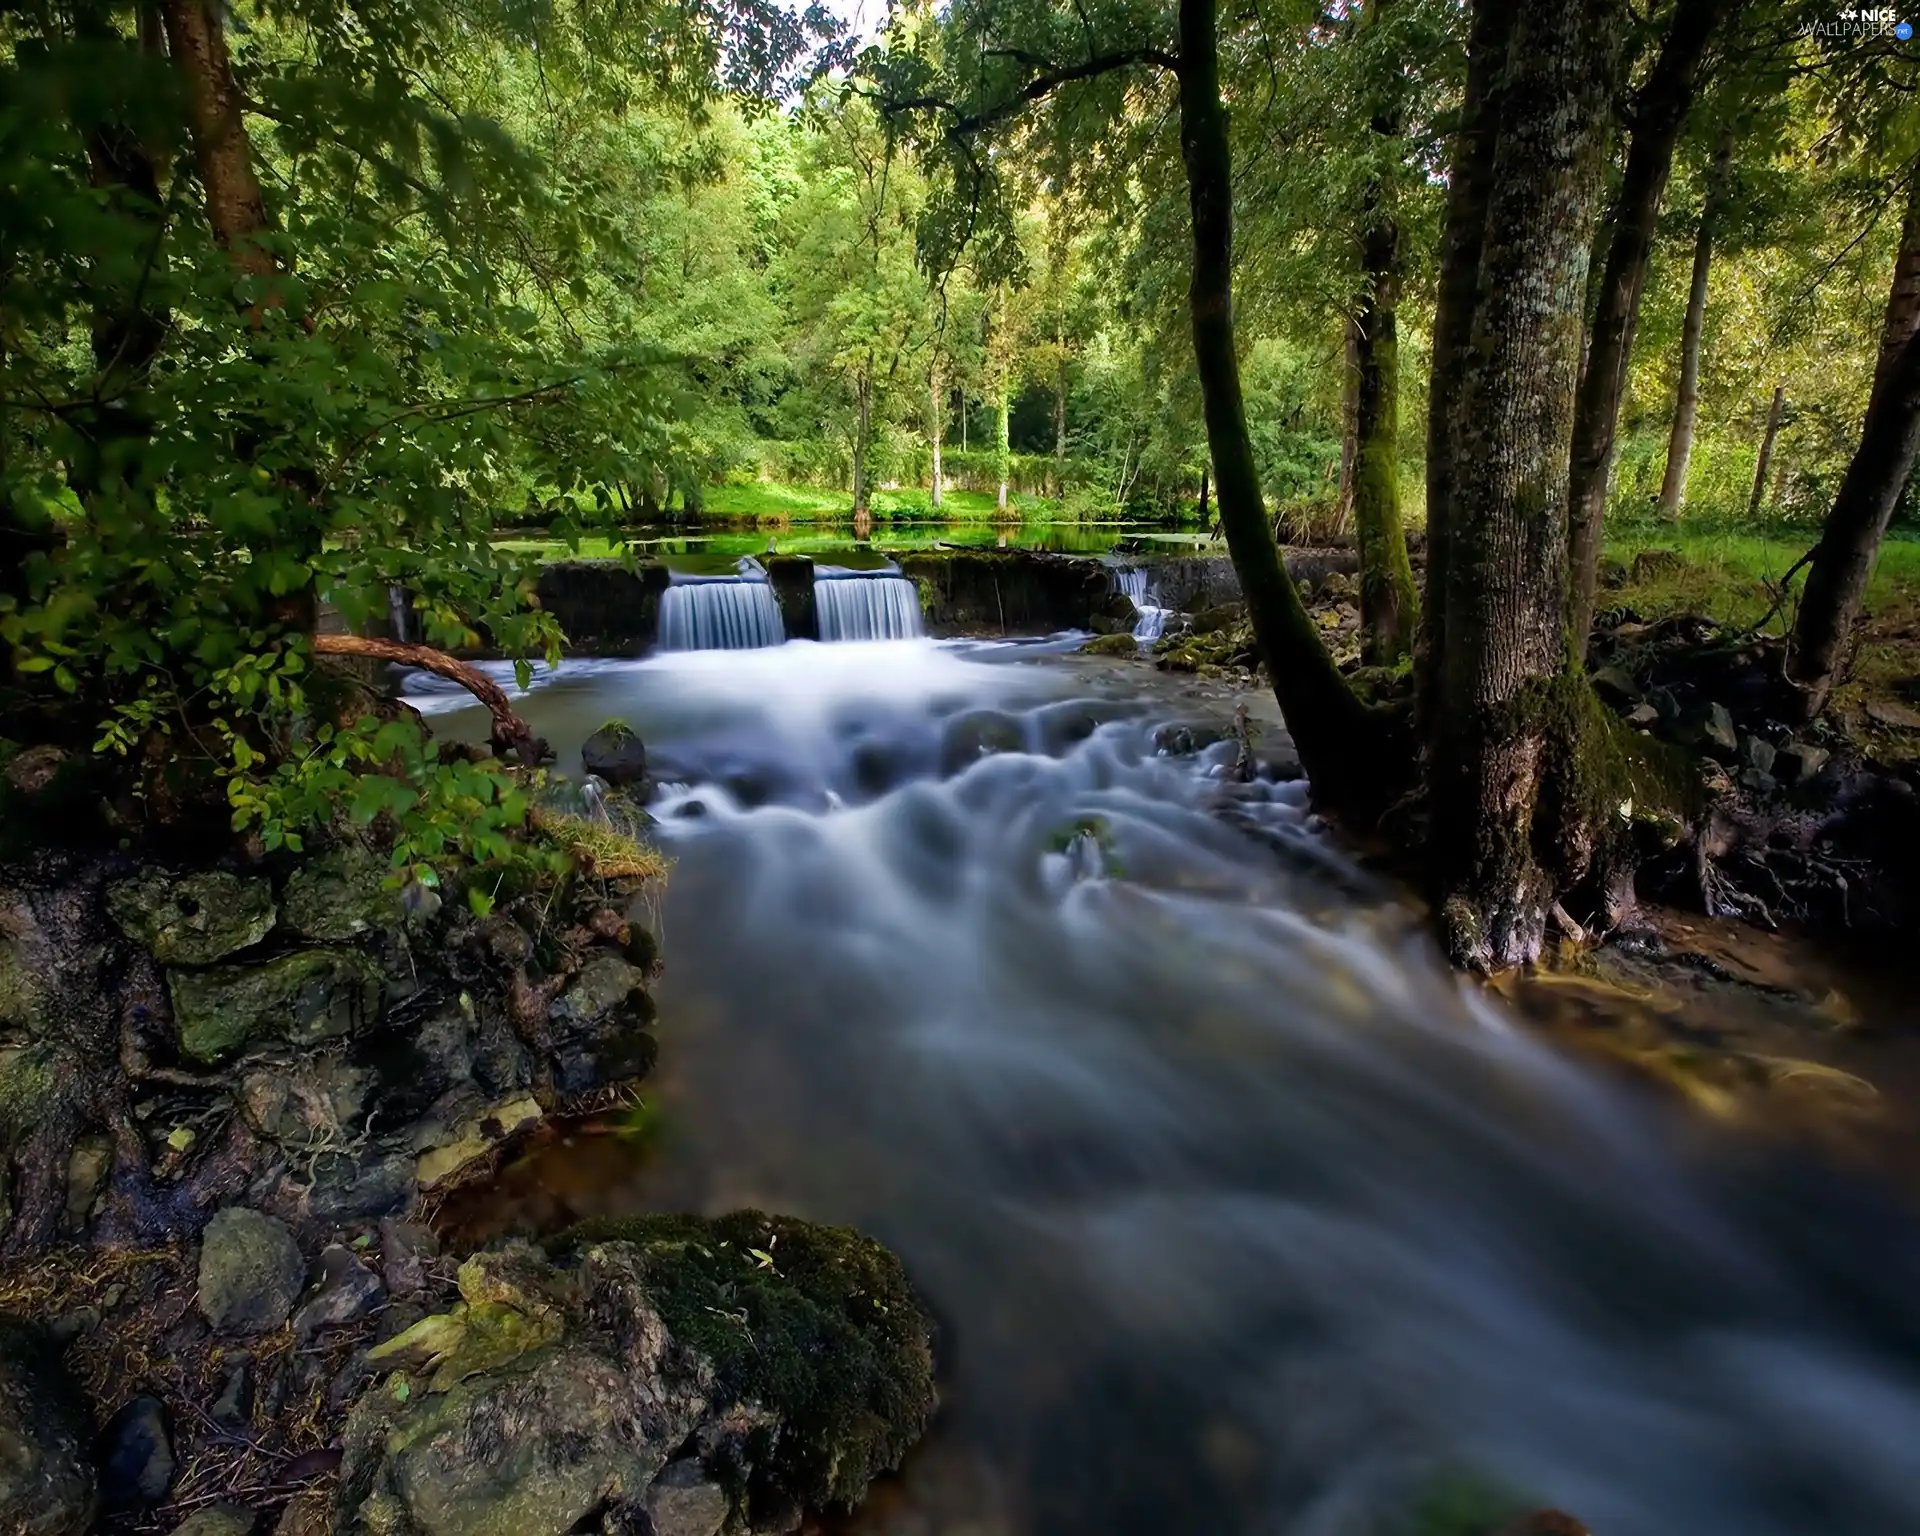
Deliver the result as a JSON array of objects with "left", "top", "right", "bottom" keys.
[{"left": 410, "top": 641, "right": 1920, "bottom": 1536}]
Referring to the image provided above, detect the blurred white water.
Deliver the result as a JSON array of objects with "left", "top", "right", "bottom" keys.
[{"left": 407, "top": 639, "right": 1920, "bottom": 1536}]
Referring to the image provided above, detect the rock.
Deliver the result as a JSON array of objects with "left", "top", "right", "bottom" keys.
[
  {"left": 166, "top": 1503, "right": 257, "bottom": 1536},
  {"left": 1080, "top": 632, "right": 1139, "bottom": 657},
  {"left": 581, "top": 720, "right": 649, "bottom": 787},
  {"left": 1867, "top": 699, "right": 1920, "bottom": 732},
  {"left": 1190, "top": 601, "right": 1246, "bottom": 634},
  {"left": 99, "top": 1394, "right": 173, "bottom": 1510},
  {"left": 1624, "top": 702, "right": 1660, "bottom": 729},
  {"left": 546, "top": 956, "right": 657, "bottom": 1097},
  {"left": 212, "top": 1351, "right": 254, "bottom": 1426},
  {"left": 1597, "top": 556, "right": 1629, "bottom": 589},
  {"left": 416, "top": 1096, "right": 543, "bottom": 1189},
  {"left": 281, "top": 843, "right": 400, "bottom": 941},
  {"left": 0, "top": 1316, "right": 98, "bottom": 1536},
  {"left": 1589, "top": 665, "right": 1640, "bottom": 706},
  {"left": 340, "top": 1217, "right": 935, "bottom": 1536},
  {"left": 1739, "top": 734, "right": 1778, "bottom": 777},
  {"left": 169, "top": 948, "right": 383, "bottom": 1062},
  {"left": 1737, "top": 767, "right": 1778, "bottom": 797},
  {"left": 274, "top": 1491, "right": 330, "bottom": 1536},
  {"left": 937, "top": 710, "right": 1028, "bottom": 775},
  {"left": 1630, "top": 548, "right": 1683, "bottom": 580},
  {"left": 1683, "top": 701, "right": 1739, "bottom": 759},
  {"left": 106, "top": 870, "right": 276, "bottom": 964},
  {"left": 645, "top": 1458, "right": 730, "bottom": 1536},
  {"left": 1778, "top": 741, "right": 1831, "bottom": 783},
  {"left": 4, "top": 745, "right": 72, "bottom": 796},
  {"left": 292, "top": 1244, "right": 387, "bottom": 1340},
  {"left": 306, "top": 1150, "right": 415, "bottom": 1223},
  {"left": 63, "top": 1132, "right": 112, "bottom": 1233},
  {"left": 198, "top": 1208, "right": 305, "bottom": 1336},
  {"left": 380, "top": 1219, "right": 440, "bottom": 1295}
]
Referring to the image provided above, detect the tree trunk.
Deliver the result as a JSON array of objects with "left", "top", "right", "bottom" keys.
[
  {"left": 1427, "top": 0, "right": 1625, "bottom": 970},
  {"left": 1418, "top": 0, "right": 1517, "bottom": 739},
  {"left": 1176, "top": 0, "right": 1391, "bottom": 813},
  {"left": 930, "top": 359, "right": 945, "bottom": 510},
  {"left": 1338, "top": 318, "right": 1360, "bottom": 531},
  {"left": 1566, "top": 0, "right": 1729, "bottom": 641},
  {"left": 1198, "top": 469, "right": 1210, "bottom": 522},
  {"left": 994, "top": 382, "right": 1011, "bottom": 512},
  {"left": 852, "top": 358, "right": 873, "bottom": 514},
  {"left": 1786, "top": 174, "right": 1920, "bottom": 721},
  {"left": 161, "top": 0, "right": 278, "bottom": 295},
  {"left": 1748, "top": 383, "right": 1784, "bottom": 517},
  {"left": 1350, "top": 0, "right": 1418, "bottom": 667},
  {"left": 1054, "top": 350, "right": 1068, "bottom": 497},
  {"left": 1657, "top": 128, "right": 1734, "bottom": 518}
]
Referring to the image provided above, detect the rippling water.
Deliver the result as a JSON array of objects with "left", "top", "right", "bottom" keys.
[{"left": 408, "top": 639, "right": 1920, "bottom": 1536}]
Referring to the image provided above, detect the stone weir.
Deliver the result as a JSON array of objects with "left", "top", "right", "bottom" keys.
[{"left": 505, "top": 547, "right": 1366, "bottom": 654}]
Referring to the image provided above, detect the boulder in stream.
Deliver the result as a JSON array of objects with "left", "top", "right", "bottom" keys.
[{"left": 581, "top": 719, "right": 649, "bottom": 787}]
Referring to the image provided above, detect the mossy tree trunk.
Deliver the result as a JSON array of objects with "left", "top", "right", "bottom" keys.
[
  {"left": 1425, "top": 0, "right": 1628, "bottom": 970},
  {"left": 1351, "top": 0, "right": 1418, "bottom": 667},
  {"left": 1566, "top": 0, "right": 1730, "bottom": 642},
  {"left": 1786, "top": 171, "right": 1920, "bottom": 722},
  {"left": 1657, "top": 128, "right": 1734, "bottom": 519},
  {"left": 1176, "top": 0, "right": 1397, "bottom": 815},
  {"left": 1054, "top": 336, "right": 1068, "bottom": 497}
]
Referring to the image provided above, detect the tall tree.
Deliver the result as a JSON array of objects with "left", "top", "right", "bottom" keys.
[
  {"left": 1786, "top": 166, "right": 1920, "bottom": 719},
  {"left": 1350, "top": 0, "right": 1419, "bottom": 665},
  {"left": 1565, "top": 0, "right": 1732, "bottom": 642},
  {"left": 1657, "top": 125, "right": 1736, "bottom": 515}
]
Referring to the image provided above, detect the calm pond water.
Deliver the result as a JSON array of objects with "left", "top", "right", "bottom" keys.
[{"left": 408, "top": 640, "right": 1920, "bottom": 1536}]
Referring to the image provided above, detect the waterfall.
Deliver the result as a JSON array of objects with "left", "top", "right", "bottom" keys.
[
  {"left": 658, "top": 578, "right": 785, "bottom": 651},
  {"left": 1115, "top": 567, "right": 1170, "bottom": 642},
  {"left": 814, "top": 574, "right": 924, "bottom": 641}
]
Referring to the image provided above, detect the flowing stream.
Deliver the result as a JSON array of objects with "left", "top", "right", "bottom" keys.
[{"left": 408, "top": 639, "right": 1920, "bottom": 1536}]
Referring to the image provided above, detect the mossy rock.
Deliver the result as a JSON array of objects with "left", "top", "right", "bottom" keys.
[
  {"left": 553, "top": 1211, "right": 936, "bottom": 1515},
  {"left": 168, "top": 949, "right": 384, "bottom": 1063},
  {"left": 0, "top": 1045, "right": 58, "bottom": 1145},
  {"left": 281, "top": 843, "right": 400, "bottom": 942},
  {"left": 1080, "top": 632, "right": 1139, "bottom": 657},
  {"left": 106, "top": 870, "right": 276, "bottom": 965}
]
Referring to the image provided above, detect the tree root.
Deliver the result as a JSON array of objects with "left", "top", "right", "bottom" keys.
[{"left": 311, "top": 634, "right": 551, "bottom": 765}]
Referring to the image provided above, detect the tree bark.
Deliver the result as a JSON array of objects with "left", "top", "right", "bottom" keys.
[
  {"left": 1786, "top": 173, "right": 1920, "bottom": 721},
  {"left": 1417, "top": 0, "right": 1518, "bottom": 739},
  {"left": 1427, "top": 0, "right": 1624, "bottom": 970},
  {"left": 1657, "top": 128, "right": 1734, "bottom": 517},
  {"left": 994, "top": 382, "right": 1011, "bottom": 512},
  {"left": 1338, "top": 318, "right": 1360, "bottom": 530},
  {"left": 1748, "top": 383, "right": 1784, "bottom": 517},
  {"left": 1566, "top": 0, "right": 1730, "bottom": 641},
  {"left": 1176, "top": 0, "right": 1392, "bottom": 813},
  {"left": 930, "top": 358, "right": 945, "bottom": 510},
  {"left": 1350, "top": 0, "right": 1418, "bottom": 666},
  {"left": 160, "top": 0, "right": 278, "bottom": 295},
  {"left": 1054, "top": 350, "right": 1068, "bottom": 497}
]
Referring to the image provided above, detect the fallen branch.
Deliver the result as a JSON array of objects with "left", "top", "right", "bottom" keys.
[{"left": 311, "top": 634, "right": 551, "bottom": 765}]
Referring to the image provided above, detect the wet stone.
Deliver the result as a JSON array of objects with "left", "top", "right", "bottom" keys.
[
  {"left": 280, "top": 843, "right": 400, "bottom": 942},
  {"left": 1779, "top": 741, "right": 1831, "bottom": 783},
  {"left": 166, "top": 1503, "right": 256, "bottom": 1536},
  {"left": 169, "top": 949, "right": 383, "bottom": 1063},
  {"left": 293, "top": 1244, "right": 387, "bottom": 1340},
  {"left": 379, "top": 1218, "right": 440, "bottom": 1295},
  {"left": 581, "top": 720, "right": 649, "bottom": 787},
  {"left": 211, "top": 1352, "right": 253, "bottom": 1426},
  {"left": 198, "top": 1208, "right": 304, "bottom": 1336},
  {"left": 99, "top": 1394, "right": 173, "bottom": 1511},
  {"left": 645, "top": 1458, "right": 731, "bottom": 1536}
]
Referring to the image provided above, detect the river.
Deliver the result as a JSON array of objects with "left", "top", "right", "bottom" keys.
[{"left": 408, "top": 637, "right": 1920, "bottom": 1536}]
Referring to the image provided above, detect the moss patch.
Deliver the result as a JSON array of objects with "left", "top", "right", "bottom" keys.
[{"left": 552, "top": 1210, "right": 935, "bottom": 1514}]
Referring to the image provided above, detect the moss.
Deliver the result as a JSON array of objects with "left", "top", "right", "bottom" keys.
[
  {"left": 1079, "top": 632, "right": 1139, "bottom": 657},
  {"left": 530, "top": 809, "right": 670, "bottom": 882},
  {"left": 552, "top": 1211, "right": 935, "bottom": 1515}
]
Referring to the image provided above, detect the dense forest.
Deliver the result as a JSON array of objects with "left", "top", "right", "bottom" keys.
[{"left": 4, "top": 0, "right": 1920, "bottom": 1533}]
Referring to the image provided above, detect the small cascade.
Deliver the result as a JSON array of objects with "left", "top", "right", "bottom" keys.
[
  {"left": 1115, "top": 567, "right": 1171, "bottom": 642},
  {"left": 814, "top": 573, "right": 924, "bottom": 641},
  {"left": 658, "top": 578, "right": 785, "bottom": 651}
]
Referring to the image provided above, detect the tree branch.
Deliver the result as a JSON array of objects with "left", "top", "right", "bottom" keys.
[
  {"left": 311, "top": 634, "right": 551, "bottom": 765},
  {"left": 872, "top": 46, "right": 1178, "bottom": 136}
]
